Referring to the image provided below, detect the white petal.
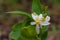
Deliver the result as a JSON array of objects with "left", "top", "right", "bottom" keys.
[
  {"left": 39, "top": 14, "right": 43, "bottom": 20},
  {"left": 36, "top": 25, "right": 40, "bottom": 34},
  {"left": 30, "top": 22, "right": 36, "bottom": 25},
  {"left": 41, "top": 21, "right": 50, "bottom": 26},
  {"left": 45, "top": 16, "right": 50, "bottom": 22},
  {"left": 32, "top": 14, "right": 38, "bottom": 20}
]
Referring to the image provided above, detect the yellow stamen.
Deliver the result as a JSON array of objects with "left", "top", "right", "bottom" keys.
[
  {"left": 42, "top": 16, "right": 44, "bottom": 19},
  {"left": 42, "top": 16, "right": 45, "bottom": 21},
  {"left": 35, "top": 19, "right": 40, "bottom": 25}
]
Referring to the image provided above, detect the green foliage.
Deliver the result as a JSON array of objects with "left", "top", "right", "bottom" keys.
[
  {"left": 10, "top": 22, "right": 23, "bottom": 40},
  {"left": 41, "top": 26, "right": 48, "bottom": 40},
  {"left": 32, "top": 0, "right": 41, "bottom": 15},
  {"left": 6, "top": 11, "right": 31, "bottom": 19},
  {"left": 23, "top": 18, "right": 32, "bottom": 26},
  {"left": 32, "top": 0, "right": 48, "bottom": 15},
  {"left": 10, "top": 18, "right": 33, "bottom": 40},
  {"left": 9, "top": 0, "right": 48, "bottom": 40},
  {"left": 10, "top": 22, "right": 48, "bottom": 40},
  {"left": 20, "top": 26, "right": 38, "bottom": 40}
]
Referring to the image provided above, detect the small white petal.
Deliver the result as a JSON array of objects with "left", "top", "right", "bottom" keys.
[
  {"left": 30, "top": 22, "right": 36, "bottom": 25},
  {"left": 32, "top": 14, "right": 38, "bottom": 20},
  {"left": 45, "top": 16, "right": 50, "bottom": 22},
  {"left": 39, "top": 14, "right": 43, "bottom": 20},
  {"left": 36, "top": 25, "right": 40, "bottom": 34},
  {"left": 41, "top": 21, "right": 50, "bottom": 26}
]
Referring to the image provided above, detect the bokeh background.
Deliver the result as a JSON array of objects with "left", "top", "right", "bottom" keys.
[{"left": 0, "top": 0, "right": 60, "bottom": 40}]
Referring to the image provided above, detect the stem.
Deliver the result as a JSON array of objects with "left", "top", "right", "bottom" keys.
[{"left": 40, "top": 25, "right": 42, "bottom": 40}]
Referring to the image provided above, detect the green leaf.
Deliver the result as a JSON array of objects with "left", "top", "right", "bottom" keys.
[
  {"left": 10, "top": 22, "right": 23, "bottom": 40},
  {"left": 23, "top": 18, "right": 32, "bottom": 26},
  {"left": 32, "top": 0, "right": 41, "bottom": 15},
  {"left": 41, "top": 30, "right": 48, "bottom": 40},
  {"left": 41, "top": 26, "right": 48, "bottom": 40},
  {"left": 6, "top": 11, "right": 31, "bottom": 18},
  {"left": 12, "top": 22, "right": 23, "bottom": 31},
  {"left": 10, "top": 31, "right": 21, "bottom": 40},
  {"left": 20, "top": 26, "right": 40, "bottom": 40}
]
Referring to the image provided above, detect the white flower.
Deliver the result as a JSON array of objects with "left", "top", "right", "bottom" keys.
[{"left": 30, "top": 12, "right": 50, "bottom": 34}]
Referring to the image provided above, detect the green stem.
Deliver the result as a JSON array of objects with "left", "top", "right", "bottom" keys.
[{"left": 40, "top": 25, "right": 42, "bottom": 40}]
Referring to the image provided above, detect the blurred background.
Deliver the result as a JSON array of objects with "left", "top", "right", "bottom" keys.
[{"left": 0, "top": 0, "right": 60, "bottom": 40}]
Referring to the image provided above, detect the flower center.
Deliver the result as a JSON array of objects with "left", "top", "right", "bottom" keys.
[
  {"left": 35, "top": 16, "right": 45, "bottom": 25},
  {"left": 35, "top": 19, "right": 40, "bottom": 25}
]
